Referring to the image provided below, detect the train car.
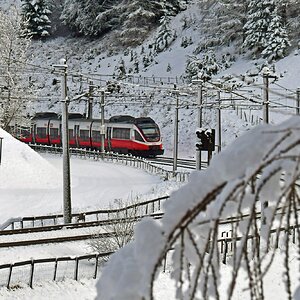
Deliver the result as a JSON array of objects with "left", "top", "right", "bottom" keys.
[
  {"left": 15, "top": 113, "right": 164, "bottom": 157},
  {"left": 31, "top": 112, "right": 60, "bottom": 145},
  {"left": 9, "top": 125, "right": 33, "bottom": 143}
]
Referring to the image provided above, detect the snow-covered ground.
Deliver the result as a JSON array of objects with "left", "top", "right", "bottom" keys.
[
  {"left": 0, "top": 128, "right": 183, "bottom": 299},
  {"left": 0, "top": 128, "right": 180, "bottom": 225},
  {"left": 0, "top": 2, "right": 300, "bottom": 299},
  {"left": 1, "top": 118, "right": 299, "bottom": 299}
]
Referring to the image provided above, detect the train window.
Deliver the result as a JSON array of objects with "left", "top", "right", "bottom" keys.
[
  {"left": 20, "top": 128, "right": 30, "bottom": 138},
  {"left": 79, "top": 129, "right": 90, "bottom": 141},
  {"left": 50, "top": 128, "right": 59, "bottom": 138},
  {"left": 138, "top": 125, "right": 160, "bottom": 142},
  {"left": 37, "top": 127, "right": 47, "bottom": 138},
  {"left": 69, "top": 129, "right": 74, "bottom": 139},
  {"left": 112, "top": 128, "right": 130, "bottom": 140},
  {"left": 92, "top": 130, "right": 101, "bottom": 142},
  {"left": 134, "top": 130, "right": 144, "bottom": 142}
]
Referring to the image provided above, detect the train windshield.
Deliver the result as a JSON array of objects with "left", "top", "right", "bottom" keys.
[{"left": 138, "top": 124, "right": 160, "bottom": 142}]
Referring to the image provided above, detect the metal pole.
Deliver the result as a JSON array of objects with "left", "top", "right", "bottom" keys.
[
  {"left": 173, "top": 91, "right": 179, "bottom": 173},
  {"left": 296, "top": 88, "right": 300, "bottom": 115},
  {"left": 217, "top": 90, "right": 221, "bottom": 152},
  {"left": 263, "top": 74, "right": 269, "bottom": 123},
  {"left": 87, "top": 81, "right": 93, "bottom": 119},
  {"left": 196, "top": 82, "right": 203, "bottom": 170},
  {"left": 100, "top": 91, "right": 105, "bottom": 154},
  {"left": 60, "top": 60, "right": 72, "bottom": 224},
  {"left": 0, "top": 137, "right": 3, "bottom": 165}
]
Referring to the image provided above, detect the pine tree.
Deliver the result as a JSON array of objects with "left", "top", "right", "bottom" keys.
[
  {"left": 185, "top": 51, "right": 220, "bottom": 82},
  {"left": 261, "top": 9, "right": 291, "bottom": 60},
  {"left": 61, "top": 0, "right": 123, "bottom": 36},
  {"left": 243, "top": 0, "right": 290, "bottom": 59},
  {"left": 60, "top": 0, "right": 186, "bottom": 41},
  {"left": 118, "top": 0, "right": 162, "bottom": 46},
  {"left": 198, "top": 0, "right": 246, "bottom": 50},
  {"left": 155, "top": 13, "right": 175, "bottom": 52},
  {"left": 115, "top": 58, "right": 126, "bottom": 79},
  {"left": 21, "top": 0, "right": 51, "bottom": 38},
  {"left": 166, "top": 63, "right": 172, "bottom": 72},
  {"left": 279, "top": 0, "right": 300, "bottom": 47}
]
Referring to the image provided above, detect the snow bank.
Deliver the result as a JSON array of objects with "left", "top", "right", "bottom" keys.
[{"left": 0, "top": 128, "right": 61, "bottom": 189}]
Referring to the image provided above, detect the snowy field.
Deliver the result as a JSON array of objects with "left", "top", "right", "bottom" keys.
[
  {"left": 0, "top": 129, "right": 183, "bottom": 299},
  {"left": 1, "top": 122, "right": 299, "bottom": 299},
  {"left": 0, "top": 128, "right": 180, "bottom": 225}
]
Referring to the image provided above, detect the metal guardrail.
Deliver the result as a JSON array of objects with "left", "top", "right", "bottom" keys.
[
  {"left": 0, "top": 195, "right": 169, "bottom": 231},
  {"left": 0, "top": 252, "right": 112, "bottom": 289},
  {"left": 30, "top": 144, "right": 190, "bottom": 182}
]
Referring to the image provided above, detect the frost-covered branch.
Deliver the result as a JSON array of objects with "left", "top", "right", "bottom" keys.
[{"left": 96, "top": 117, "right": 300, "bottom": 300}]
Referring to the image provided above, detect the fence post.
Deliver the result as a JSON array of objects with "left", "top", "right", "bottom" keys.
[
  {"left": 29, "top": 260, "right": 35, "bottom": 288},
  {"left": 94, "top": 255, "right": 99, "bottom": 279},
  {"left": 7, "top": 264, "right": 13, "bottom": 289},
  {"left": 53, "top": 259, "right": 58, "bottom": 281},
  {"left": 74, "top": 257, "right": 79, "bottom": 281}
]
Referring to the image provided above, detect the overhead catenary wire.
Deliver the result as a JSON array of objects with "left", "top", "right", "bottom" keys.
[{"left": 1, "top": 55, "right": 300, "bottom": 121}]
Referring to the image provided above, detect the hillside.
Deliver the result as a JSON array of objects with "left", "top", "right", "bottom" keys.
[{"left": 1, "top": 1, "right": 300, "bottom": 157}]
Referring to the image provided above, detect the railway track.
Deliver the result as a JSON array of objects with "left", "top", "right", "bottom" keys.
[
  {"left": 30, "top": 142, "right": 200, "bottom": 170},
  {"left": 0, "top": 213, "right": 163, "bottom": 248}
]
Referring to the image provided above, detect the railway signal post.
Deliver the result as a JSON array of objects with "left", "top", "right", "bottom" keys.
[
  {"left": 195, "top": 128, "right": 215, "bottom": 166},
  {"left": 54, "top": 59, "right": 72, "bottom": 224}
]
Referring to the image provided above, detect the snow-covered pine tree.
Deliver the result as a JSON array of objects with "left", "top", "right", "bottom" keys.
[
  {"left": 133, "top": 58, "right": 139, "bottom": 73},
  {"left": 118, "top": 0, "right": 162, "bottom": 46},
  {"left": 279, "top": 0, "right": 300, "bottom": 47},
  {"left": 61, "top": 0, "right": 123, "bottom": 36},
  {"left": 21, "top": 0, "right": 51, "bottom": 38},
  {"left": 261, "top": 8, "right": 291, "bottom": 61},
  {"left": 165, "top": 0, "right": 188, "bottom": 15},
  {"left": 115, "top": 57, "right": 126, "bottom": 79},
  {"left": 185, "top": 51, "right": 220, "bottom": 82},
  {"left": 155, "top": 12, "right": 175, "bottom": 52},
  {"left": 166, "top": 63, "right": 171, "bottom": 72},
  {"left": 197, "top": 0, "right": 246, "bottom": 51},
  {"left": 61, "top": 0, "right": 186, "bottom": 41},
  {"left": 243, "top": 0, "right": 290, "bottom": 59}
]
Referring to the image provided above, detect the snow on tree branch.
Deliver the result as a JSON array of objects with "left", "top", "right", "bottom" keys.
[
  {"left": 96, "top": 116, "right": 300, "bottom": 300},
  {"left": 0, "top": 6, "right": 33, "bottom": 131}
]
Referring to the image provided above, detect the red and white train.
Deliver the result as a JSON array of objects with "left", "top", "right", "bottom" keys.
[{"left": 13, "top": 112, "right": 164, "bottom": 157}]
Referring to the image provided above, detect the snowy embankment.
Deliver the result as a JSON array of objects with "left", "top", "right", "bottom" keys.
[
  {"left": 0, "top": 129, "right": 175, "bottom": 225},
  {"left": 0, "top": 128, "right": 180, "bottom": 299}
]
